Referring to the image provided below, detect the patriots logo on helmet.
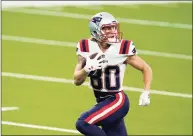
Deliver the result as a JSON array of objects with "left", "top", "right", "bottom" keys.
[{"left": 91, "top": 17, "right": 102, "bottom": 26}]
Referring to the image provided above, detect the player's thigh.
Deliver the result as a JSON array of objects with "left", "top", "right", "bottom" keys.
[
  {"left": 83, "top": 91, "right": 130, "bottom": 125},
  {"left": 96, "top": 92, "right": 129, "bottom": 125},
  {"left": 102, "top": 119, "right": 127, "bottom": 136},
  {"left": 77, "top": 96, "right": 115, "bottom": 121}
]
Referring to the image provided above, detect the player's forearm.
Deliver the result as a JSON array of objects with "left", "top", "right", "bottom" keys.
[
  {"left": 142, "top": 64, "right": 152, "bottom": 91},
  {"left": 74, "top": 68, "right": 88, "bottom": 86}
]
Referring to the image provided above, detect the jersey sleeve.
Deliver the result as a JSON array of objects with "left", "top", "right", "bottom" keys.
[
  {"left": 76, "top": 39, "right": 90, "bottom": 57},
  {"left": 76, "top": 41, "right": 83, "bottom": 56},
  {"left": 128, "top": 41, "right": 138, "bottom": 56},
  {"left": 119, "top": 40, "right": 138, "bottom": 56}
]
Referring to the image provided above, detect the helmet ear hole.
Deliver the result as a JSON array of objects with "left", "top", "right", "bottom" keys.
[{"left": 91, "top": 31, "right": 99, "bottom": 42}]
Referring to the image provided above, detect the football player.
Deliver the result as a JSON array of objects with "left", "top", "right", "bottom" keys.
[{"left": 73, "top": 12, "right": 152, "bottom": 136}]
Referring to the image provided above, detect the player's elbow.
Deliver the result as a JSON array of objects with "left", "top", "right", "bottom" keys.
[
  {"left": 73, "top": 76, "right": 84, "bottom": 86},
  {"left": 73, "top": 80, "right": 82, "bottom": 86},
  {"left": 73, "top": 70, "right": 87, "bottom": 86},
  {"left": 73, "top": 76, "right": 81, "bottom": 86}
]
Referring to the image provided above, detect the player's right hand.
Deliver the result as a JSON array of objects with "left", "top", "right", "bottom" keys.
[
  {"left": 139, "top": 90, "right": 150, "bottom": 106},
  {"left": 84, "top": 53, "right": 107, "bottom": 73}
]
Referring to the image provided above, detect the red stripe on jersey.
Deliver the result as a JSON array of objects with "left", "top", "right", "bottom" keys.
[
  {"left": 85, "top": 39, "right": 89, "bottom": 52},
  {"left": 79, "top": 40, "right": 83, "bottom": 52},
  {"left": 125, "top": 40, "right": 131, "bottom": 54},
  {"left": 79, "top": 39, "right": 89, "bottom": 52},
  {"left": 119, "top": 40, "right": 126, "bottom": 54}
]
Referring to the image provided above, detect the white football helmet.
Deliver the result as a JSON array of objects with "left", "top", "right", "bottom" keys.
[{"left": 88, "top": 12, "right": 123, "bottom": 44}]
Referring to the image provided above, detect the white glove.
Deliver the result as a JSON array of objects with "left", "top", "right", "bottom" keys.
[
  {"left": 84, "top": 53, "right": 107, "bottom": 73},
  {"left": 139, "top": 91, "right": 150, "bottom": 106}
]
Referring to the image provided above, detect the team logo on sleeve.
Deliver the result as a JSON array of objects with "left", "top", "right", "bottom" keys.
[
  {"left": 132, "top": 48, "right": 136, "bottom": 54},
  {"left": 131, "top": 42, "right": 136, "bottom": 54}
]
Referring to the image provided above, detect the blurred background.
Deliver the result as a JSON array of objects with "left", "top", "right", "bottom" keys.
[{"left": 1, "top": 1, "right": 192, "bottom": 135}]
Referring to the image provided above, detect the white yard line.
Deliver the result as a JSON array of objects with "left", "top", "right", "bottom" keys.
[
  {"left": 2, "top": 35, "right": 192, "bottom": 60},
  {"left": 2, "top": 121, "right": 80, "bottom": 134},
  {"left": 3, "top": 8, "right": 192, "bottom": 29},
  {"left": 1, "top": 107, "right": 19, "bottom": 112},
  {"left": 2, "top": 72, "right": 192, "bottom": 99}
]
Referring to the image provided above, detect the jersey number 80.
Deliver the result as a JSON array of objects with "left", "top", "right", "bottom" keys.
[{"left": 90, "top": 65, "right": 120, "bottom": 91}]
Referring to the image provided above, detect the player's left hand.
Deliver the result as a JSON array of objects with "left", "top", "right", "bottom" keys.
[{"left": 139, "top": 90, "right": 150, "bottom": 106}]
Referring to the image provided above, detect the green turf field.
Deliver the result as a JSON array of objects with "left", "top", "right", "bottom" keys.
[{"left": 2, "top": 2, "right": 192, "bottom": 135}]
